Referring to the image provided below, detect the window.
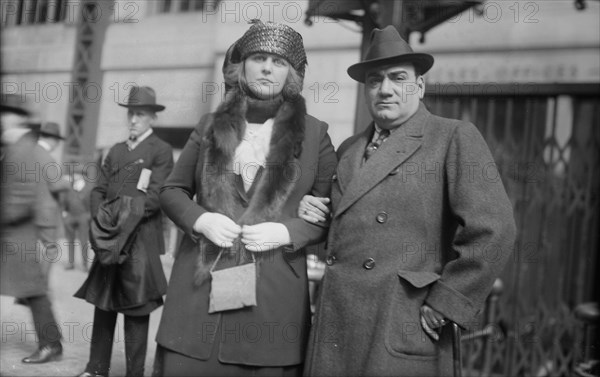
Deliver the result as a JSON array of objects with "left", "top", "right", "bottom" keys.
[
  {"left": 1, "top": 0, "right": 68, "bottom": 26},
  {"left": 157, "top": 0, "right": 209, "bottom": 14}
]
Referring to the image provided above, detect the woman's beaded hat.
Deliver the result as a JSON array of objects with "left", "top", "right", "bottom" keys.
[{"left": 235, "top": 20, "right": 307, "bottom": 76}]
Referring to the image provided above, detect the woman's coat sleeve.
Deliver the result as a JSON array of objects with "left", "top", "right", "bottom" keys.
[{"left": 160, "top": 116, "right": 210, "bottom": 238}]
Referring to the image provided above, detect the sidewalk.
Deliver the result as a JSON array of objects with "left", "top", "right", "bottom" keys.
[{"left": 1, "top": 239, "right": 174, "bottom": 377}]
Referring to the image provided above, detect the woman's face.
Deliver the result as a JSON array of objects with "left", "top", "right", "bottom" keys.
[{"left": 244, "top": 53, "right": 290, "bottom": 99}]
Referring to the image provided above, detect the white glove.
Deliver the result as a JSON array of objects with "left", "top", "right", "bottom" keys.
[
  {"left": 193, "top": 212, "right": 242, "bottom": 248},
  {"left": 241, "top": 222, "right": 291, "bottom": 252}
]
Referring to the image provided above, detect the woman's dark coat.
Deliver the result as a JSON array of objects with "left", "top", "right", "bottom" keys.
[{"left": 155, "top": 95, "right": 337, "bottom": 367}]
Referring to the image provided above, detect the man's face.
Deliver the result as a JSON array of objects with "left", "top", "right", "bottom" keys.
[
  {"left": 127, "top": 108, "right": 155, "bottom": 139},
  {"left": 364, "top": 63, "right": 424, "bottom": 129}
]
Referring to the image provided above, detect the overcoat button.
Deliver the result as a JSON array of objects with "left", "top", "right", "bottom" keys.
[
  {"left": 326, "top": 255, "right": 337, "bottom": 266},
  {"left": 376, "top": 212, "right": 388, "bottom": 223},
  {"left": 332, "top": 174, "right": 338, "bottom": 182},
  {"left": 363, "top": 258, "right": 375, "bottom": 270}
]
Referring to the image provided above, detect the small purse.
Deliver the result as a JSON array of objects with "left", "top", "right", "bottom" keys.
[{"left": 208, "top": 249, "right": 257, "bottom": 313}]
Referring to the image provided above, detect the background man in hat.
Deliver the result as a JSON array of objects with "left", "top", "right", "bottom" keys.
[
  {"left": 1, "top": 95, "right": 64, "bottom": 364},
  {"left": 74, "top": 86, "right": 174, "bottom": 377},
  {"left": 300, "top": 26, "right": 516, "bottom": 376}
]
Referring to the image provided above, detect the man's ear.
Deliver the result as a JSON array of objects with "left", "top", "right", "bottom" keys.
[{"left": 417, "top": 76, "right": 425, "bottom": 99}]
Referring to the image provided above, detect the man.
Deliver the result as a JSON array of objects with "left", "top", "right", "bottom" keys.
[
  {"left": 1, "top": 94, "right": 64, "bottom": 364},
  {"left": 74, "top": 86, "right": 174, "bottom": 377},
  {"left": 301, "top": 26, "right": 516, "bottom": 376},
  {"left": 34, "top": 122, "right": 72, "bottom": 278},
  {"left": 61, "top": 167, "right": 93, "bottom": 271}
]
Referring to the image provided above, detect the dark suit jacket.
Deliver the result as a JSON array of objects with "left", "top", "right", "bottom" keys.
[
  {"left": 75, "top": 132, "right": 174, "bottom": 312},
  {"left": 305, "top": 103, "right": 516, "bottom": 376}
]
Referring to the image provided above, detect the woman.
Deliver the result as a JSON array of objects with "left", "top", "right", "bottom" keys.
[{"left": 154, "top": 21, "right": 337, "bottom": 376}]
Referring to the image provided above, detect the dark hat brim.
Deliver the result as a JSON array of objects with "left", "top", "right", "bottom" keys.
[
  {"left": 1, "top": 104, "right": 31, "bottom": 116},
  {"left": 118, "top": 103, "right": 165, "bottom": 112},
  {"left": 38, "top": 131, "right": 65, "bottom": 140},
  {"left": 347, "top": 53, "right": 434, "bottom": 83}
]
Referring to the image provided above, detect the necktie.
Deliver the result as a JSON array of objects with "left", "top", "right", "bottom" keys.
[
  {"left": 126, "top": 136, "right": 137, "bottom": 151},
  {"left": 364, "top": 129, "right": 390, "bottom": 160}
]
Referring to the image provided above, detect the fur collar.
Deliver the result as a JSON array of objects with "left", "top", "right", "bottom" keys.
[
  {"left": 202, "top": 88, "right": 305, "bottom": 223},
  {"left": 195, "top": 88, "right": 306, "bottom": 283}
]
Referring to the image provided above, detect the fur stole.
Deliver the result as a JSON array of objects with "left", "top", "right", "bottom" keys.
[{"left": 195, "top": 89, "right": 306, "bottom": 283}]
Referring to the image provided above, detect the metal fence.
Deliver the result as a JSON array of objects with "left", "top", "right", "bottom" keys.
[{"left": 425, "top": 84, "right": 600, "bottom": 376}]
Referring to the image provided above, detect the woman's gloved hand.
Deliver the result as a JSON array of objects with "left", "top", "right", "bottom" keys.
[
  {"left": 241, "top": 222, "right": 291, "bottom": 252},
  {"left": 194, "top": 212, "right": 242, "bottom": 248}
]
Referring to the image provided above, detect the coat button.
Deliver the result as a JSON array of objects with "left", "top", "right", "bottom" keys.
[
  {"left": 325, "top": 255, "right": 337, "bottom": 266},
  {"left": 376, "top": 212, "right": 388, "bottom": 223},
  {"left": 363, "top": 258, "right": 375, "bottom": 270}
]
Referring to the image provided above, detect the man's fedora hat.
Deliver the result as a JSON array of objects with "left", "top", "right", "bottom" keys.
[
  {"left": 38, "top": 122, "right": 65, "bottom": 140},
  {"left": 1, "top": 93, "right": 31, "bottom": 116},
  {"left": 347, "top": 25, "right": 434, "bottom": 83},
  {"left": 118, "top": 86, "right": 165, "bottom": 112}
]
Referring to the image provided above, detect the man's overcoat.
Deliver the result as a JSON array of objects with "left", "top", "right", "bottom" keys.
[
  {"left": 304, "top": 103, "right": 516, "bottom": 376},
  {"left": 1, "top": 132, "right": 62, "bottom": 298},
  {"left": 75, "top": 132, "right": 173, "bottom": 312}
]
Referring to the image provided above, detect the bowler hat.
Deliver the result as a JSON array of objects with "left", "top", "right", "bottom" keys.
[
  {"left": 118, "top": 86, "right": 165, "bottom": 112},
  {"left": 1, "top": 93, "right": 31, "bottom": 116},
  {"left": 347, "top": 25, "right": 434, "bottom": 83},
  {"left": 38, "top": 122, "right": 65, "bottom": 140}
]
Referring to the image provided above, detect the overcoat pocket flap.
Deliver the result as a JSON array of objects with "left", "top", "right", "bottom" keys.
[{"left": 397, "top": 270, "right": 440, "bottom": 288}]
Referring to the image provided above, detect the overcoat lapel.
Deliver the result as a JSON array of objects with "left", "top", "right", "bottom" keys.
[
  {"left": 334, "top": 104, "right": 430, "bottom": 218},
  {"left": 335, "top": 127, "right": 370, "bottom": 193},
  {"left": 133, "top": 133, "right": 160, "bottom": 158},
  {"left": 106, "top": 135, "right": 156, "bottom": 179}
]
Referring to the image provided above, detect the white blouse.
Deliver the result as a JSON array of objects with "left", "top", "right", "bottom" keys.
[{"left": 233, "top": 118, "right": 274, "bottom": 191}]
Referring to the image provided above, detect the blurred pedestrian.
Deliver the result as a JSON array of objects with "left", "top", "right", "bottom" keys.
[
  {"left": 153, "top": 20, "right": 337, "bottom": 376},
  {"left": 34, "top": 122, "right": 71, "bottom": 278},
  {"left": 300, "top": 26, "right": 516, "bottom": 376},
  {"left": 1, "top": 94, "right": 64, "bottom": 364},
  {"left": 61, "top": 168, "right": 93, "bottom": 271},
  {"left": 74, "top": 86, "right": 174, "bottom": 377}
]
